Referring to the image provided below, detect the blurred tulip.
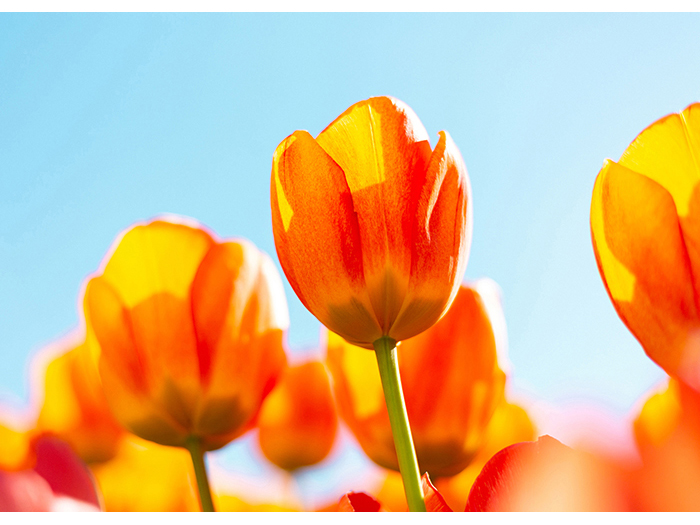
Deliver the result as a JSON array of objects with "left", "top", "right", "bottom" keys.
[
  {"left": 35, "top": 337, "right": 125, "bottom": 464},
  {"left": 90, "top": 435, "right": 199, "bottom": 512},
  {"left": 257, "top": 360, "right": 337, "bottom": 471},
  {"left": 0, "top": 434, "right": 101, "bottom": 511},
  {"left": 326, "top": 280, "right": 507, "bottom": 477},
  {"left": 466, "top": 435, "right": 632, "bottom": 511},
  {"left": 632, "top": 378, "right": 700, "bottom": 510},
  {"left": 82, "top": 217, "right": 288, "bottom": 451},
  {"left": 590, "top": 102, "right": 700, "bottom": 390},
  {"left": 336, "top": 473, "right": 450, "bottom": 512},
  {"left": 271, "top": 96, "right": 472, "bottom": 349}
]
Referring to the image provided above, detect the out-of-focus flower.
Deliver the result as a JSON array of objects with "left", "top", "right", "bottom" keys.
[
  {"left": 271, "top": 96, "right": 472, "bottom": 349},
  {"left": 326, "top": 281, "right": 507, "bottom": 477},
  {"left": 632, "top": 378, "right": 700, "bottom": 511},
  {"left": 0, "top": 434, "right": 101, "bottom": 511},
  {"left": 336, "top": 473, "right": 451, "bottom": 512},
  {"left": 34, "top": 337, "right": 125, "bottom": 464},
  {"left": 465, "top": 436, "right": 632, "bottom": 511},
  {"left": 83, "top": 218, "right": 288, "bottom": 450},
  {"left": 257, "top": 360, "right": 337, "bottom": 471},
  {"left": 590, "top": 103, "right": 700, "bottom": 390}
]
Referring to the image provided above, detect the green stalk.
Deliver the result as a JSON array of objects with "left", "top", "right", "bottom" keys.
[
  {"left": 185, "top": 437, "right": 216, "bottom": 512},
  {"left": 373, "top": 336, "right": 426, "bottom": 512}
]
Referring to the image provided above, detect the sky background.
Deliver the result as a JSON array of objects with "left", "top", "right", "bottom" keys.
[{"left": 1, "top": 12, "right": 699, "bottom": 505}]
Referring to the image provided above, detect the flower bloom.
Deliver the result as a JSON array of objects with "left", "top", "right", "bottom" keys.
[
  {"left": 257, "top": 360, "right": 338, "bottom": 471},
  {"left": 271, "top": 96, "right": 472, "bottom": 348},
  {"left": 590, "top": 103, "right": 700, "bottom": 389},
  {"left": 35, "top": 336, "right": 125, "bottom": 464},
  {"left": 326, "top": 280, "right": 507, "bottom": 477},
  {"left": 83, "top": 217, "right": 288, "bottom": 450}
]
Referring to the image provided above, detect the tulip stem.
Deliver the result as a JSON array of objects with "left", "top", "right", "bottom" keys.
[
  {"left": 373, "top": 336, "right": 426, "bottom": 512},
  {"left": 185, "top": 437, "right": 216, "bottom": 512}
]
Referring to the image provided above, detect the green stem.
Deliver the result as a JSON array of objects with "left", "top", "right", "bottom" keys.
[
  {"left": 373, "top": 336, "right": 426, "bottom": 512},
  {"left": 185, "top": 437, "right": 216, "bottom": 512}
]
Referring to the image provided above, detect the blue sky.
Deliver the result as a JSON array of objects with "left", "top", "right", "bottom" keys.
[{"left": 1, "top": 12, "right": 699, "bottom": 501}]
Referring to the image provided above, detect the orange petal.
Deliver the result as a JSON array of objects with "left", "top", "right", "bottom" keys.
[
  {"left": 0, "top": 423, "right": 34, "bottom": 472},
  {"left": 591, "top": 160, "right": 700, "bottom": 388},
  {"left": 316, "top": 97, "right": 434, "bottom": 334},
  {"left": 258, "top": 361, "right": 338, "bottom": 471},
  {"left": 422, "top": 473, "right": 452, "bottom": 512},
  {"left": 391, "top": 130, "right": 472, "bottom": 342},
  {"left": 85, "top": 276, "right": 189, "bottom": 446},
  {"left": 619, "top": 104, "right": 700, "bottom": 295},
  {"left": 190, "top": 240, "right": 288, "bottom": 448},
  {"left": 272, "top": 130, "right": 378, "bottom": 347}
]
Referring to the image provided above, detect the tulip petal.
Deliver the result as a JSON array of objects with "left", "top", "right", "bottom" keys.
[
  {"left": 337, "top": 492, "right": 384, "bottom": 512},
  {"left": 272, "top": 130, "right": 378, "bottom": 347},
  {"left": 317, "top": 97, "right": 434, "bottom": 334},
  {"left": 591, "top": 159, "right": 700, "bottom": 387},
  {"left": 391, "top": 130, "right": 472, "bottom": 342},
  {"left": 619, "top": 104, "right": 700, "bottom": 295},
  {"left": 190, "top": 241, "right": 288, "bottom": 447},
  {"left": 422, "top": 473, "right": 452, "bottom": 512},
  {"left": 85, "top": 277, "right": 190, "bottom": 446}
]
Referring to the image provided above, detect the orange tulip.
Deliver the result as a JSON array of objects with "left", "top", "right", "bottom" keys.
[
  {"left": 0, "top": 422, "right": 35, "bottom": 472},
  {"left": 257, "top": 360, "right": 338, "bottom": 471},
  {"left": 83, "top": 217, "right": 288, "bottom": 451},
  {"left": 271, "top": 96, "right": 472, "bottom": 349},
  {"left": 326, "top": 280, "right": 507, "bottom": 477},
  {"left": 591, "top": 102, "right": 700, "bottom": 390},
  {"left": 34, "top": 336, "right": 125, "bottom": 463},
  {"left": 632, "top": 378, "right": 700, "bottom": 510}
]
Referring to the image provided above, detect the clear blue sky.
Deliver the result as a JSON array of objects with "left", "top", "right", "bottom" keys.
[{"left": 1, "top": 12, "right": 699, "bottom": 501}]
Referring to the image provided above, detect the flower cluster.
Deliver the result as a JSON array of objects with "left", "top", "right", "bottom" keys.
[{"left": 1, "top": 97, "right": 699, "bottom": 511}]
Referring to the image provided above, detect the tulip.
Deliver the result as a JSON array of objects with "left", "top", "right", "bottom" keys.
[
  {"left": 34, "top": 336, "right": 125, "bottom": 464},
  {"left": 83, "top": 217, "right": 289, "bottom": 510},
  {"left": 271, "top": 96, "right": 472, "bottom": 349},
  {"left": 466, "top": 436, "right": 632, "bottom": 511},
  {"left": 590, "top": 102, "right": 700, "bottom": 390},
  {"left": 272, "top": 96, "right": 471, "bottom": 511},
  {"left": 327, "top": 280, "right": 507, "bottom": 477},
  {"left": 0, "top": 423, "right": 34, "bottom": 472},
  {"left": 257, "top": 360, "right": 338, "bottom": 471}
]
